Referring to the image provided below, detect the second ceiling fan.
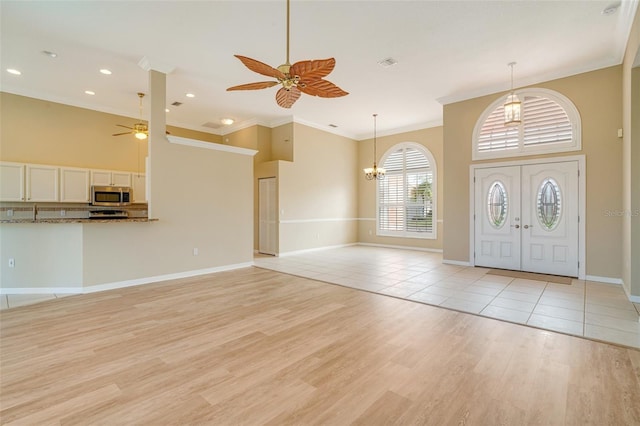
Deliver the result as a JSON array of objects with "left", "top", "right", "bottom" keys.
[
  {"left": 112, "top": 92, "right": 169, "bottom": 139},
  {"left": 227, "top": 0, "right": 348, "bottom": 108},
  {"left": 113, "top": 92, "right": 149, "bottom": 139}
]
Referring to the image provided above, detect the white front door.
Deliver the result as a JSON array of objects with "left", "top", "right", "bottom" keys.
[
  {"left": 474, "top": 166, "right": 522, "bottom": 270},
  {"left": 521, "top": 162, "right": 579, "bottom": 276},
  {"left": 474, "top": 161, "right": 579, "bottom": 277},
  {"left": 259, "top": 177, "right": 277, "bottom": 255}
]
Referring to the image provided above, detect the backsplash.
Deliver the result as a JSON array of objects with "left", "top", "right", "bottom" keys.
[{"left": 0, "top": 202, "right": 148, "bottom": 221}]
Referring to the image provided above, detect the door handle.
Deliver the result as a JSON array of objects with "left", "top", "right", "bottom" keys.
[
  {"left": 524, "top": 225, "right": 530, "bottom": 229},
  {"left": 512, "top": 224, "right": 520, "bottom": 229}
]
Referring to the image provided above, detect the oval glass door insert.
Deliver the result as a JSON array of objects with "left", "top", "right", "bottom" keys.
[
  {"left": 487, "top": 181, "right": 508, "bottom": 229},
  {"left": 537, "top": 178, "right": 562, "bottom": 230}
]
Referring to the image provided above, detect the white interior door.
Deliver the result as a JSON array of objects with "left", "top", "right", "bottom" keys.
[
  {"left": 259, "top": 177, "right": 277, "bottom": 255},
  {"left": 521, "top": 162, "right": 578, "bottom": 276},
  {"left": 474, "top": 166, "right": 522, "bottom": 270},
  {"left": 474, "top": 161, "right": 579, "bottom": 277}
]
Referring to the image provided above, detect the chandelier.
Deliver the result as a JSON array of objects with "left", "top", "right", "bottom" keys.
[
  {"left": 504, "top": 62, "right": 521, "bottom": 126},
  {"left": 363, "top": 114, "right": 385, "bottom": 180}
]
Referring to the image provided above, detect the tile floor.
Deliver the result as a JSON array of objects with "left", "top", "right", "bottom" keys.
[
  {"left": 0, "top": 293, "right": 72, "bottom": 310},
  {"left": 3, "top": 245, "right": 638, "bottom": 349},
  {"left": 254, "top": 245, "right": 640, "bottom": 349}
]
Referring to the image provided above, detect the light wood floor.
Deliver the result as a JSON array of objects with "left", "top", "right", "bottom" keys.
[{"left": 1, "top": 267, "right": 639, "bottom": 425}]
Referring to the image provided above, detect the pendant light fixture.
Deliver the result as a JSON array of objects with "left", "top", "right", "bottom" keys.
[
  {"left": 504, "top": 62, "right": 521, "bottom": 126},
  {"left": 364, "top": 114, "right": 385, "bottom": 180}
]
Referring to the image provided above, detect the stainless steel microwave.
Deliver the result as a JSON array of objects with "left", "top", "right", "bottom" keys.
[{"left": 91, "top": 185, "right": 132, "bottom": 206}]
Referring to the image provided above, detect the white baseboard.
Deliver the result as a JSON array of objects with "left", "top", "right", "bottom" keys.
[
  {"left": 278, "top": 243, "right": 357, "bottom": 257},
  {"left": 585, "top": 275, "right": 623, "bottom": 285},
  {"left": 0, "top": 262, "right": 253, "bottom": 295},
  {"left": 443, "top": 259, "right": 471, "bottom": 267},
  {"left": 357, "top": 243, "right": 443, "bottom": 253}
]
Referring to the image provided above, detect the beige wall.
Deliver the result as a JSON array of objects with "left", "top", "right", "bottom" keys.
[
  {"left": 278, "top": 123, "right": 358, "bottom": 253},
  {"left": 223, "top": 124, "right": 272, "bottom": 165},
  {"left": 0, "top": 224, "right": 83, "bottom": 288},
  {"left": 271, "top": 123, "right": 294, "bottom": 162},
  {"left": 0, "top": 92, "right": 221, "bottom": 171},
  {"left": 443, "top": 66, "right": 623, "bottom": 279},
  {"left": 357, "top": 126, "right": 444, "bottom": 251},
  {"left": 622, "top": 7, "right": 640, "bottom": 298}
]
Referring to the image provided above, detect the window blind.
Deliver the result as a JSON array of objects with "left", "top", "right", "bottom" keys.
[
  {"left": 378, "top": 146, "right": 434, "bottom": 237},
  {"left": 475, "top": 90, "right": 577, "bottom": 158}
]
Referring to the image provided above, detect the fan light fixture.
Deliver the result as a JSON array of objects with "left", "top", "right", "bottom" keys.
[
  {"left": 364, "top": 114, "right": 385, "bottom": 180},
  {"left": 504, "top": 62, "right": 521, "bottom": 126}
]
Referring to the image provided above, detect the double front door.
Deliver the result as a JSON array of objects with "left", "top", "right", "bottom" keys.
[{"left": 474, "top": 161, "right": 579, "bottom": 277}]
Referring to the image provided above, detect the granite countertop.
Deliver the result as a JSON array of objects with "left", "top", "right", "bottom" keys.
[
  {"left": 1, "top": 218, "right": 158, "bottom": 224},
  {"left": 0, "top": 203, "right": 152, "bottom": 224}
]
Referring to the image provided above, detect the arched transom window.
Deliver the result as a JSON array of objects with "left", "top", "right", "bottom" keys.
[
  {"left": 378, "top": 143, "right": 437, "bottom": 239},
  {"left": 473, "top": 88, "right": 581, "bottom": 160}
]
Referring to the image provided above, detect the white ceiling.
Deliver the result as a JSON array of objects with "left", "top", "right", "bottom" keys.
[{"left": 1, "top": 0, "right": 637, "bottom": 140}]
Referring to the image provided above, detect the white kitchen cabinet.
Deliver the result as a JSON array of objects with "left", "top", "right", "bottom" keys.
[
  {"left": 0, "top": 162, "right": 25, "bottom": 201},
  {"left": 90, "top": 170, "right": 111, "bottom": 186},
  {"left": 91, "top": 170, "right": 132, "bottom": 187},
  {"left": 60, "top": 167, "right": 90, "bottom": 202},
  {"left": 112, "top": 171, "right": 131, "bottom": 186},
  {"left": 26, "top": 164, "right": 58, "bottom": 202},
  {"left": 132, "top": 173, "right": 147, "bottom": 203}
]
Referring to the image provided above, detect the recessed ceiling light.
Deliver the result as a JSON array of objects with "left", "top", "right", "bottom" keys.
[
  {"left": 6, "top": 68, "right": 21, "bottom": 75},
  {"left": 602, "top": 3, "right": 620, "bottom": 15},
  {"left": 220, "top": 118, "right": 234, "bottom": 125},
  {"left": 185, "top": 93, "right": 195, "bottom": 98},
  {"left": 377, "top": 57, "right": 398, "bottom": 67},
  {"left": 165, "top": 108, "right": 170, "bottom": 113},
  {"left": 99, "top": 69, "right": 112, "bottom": 75},
  {"left": 42, "top": 50, "right": 57, "bottom": 58},
  {"left": 84, "top": 90, "right": 95, "bottom": 95}
]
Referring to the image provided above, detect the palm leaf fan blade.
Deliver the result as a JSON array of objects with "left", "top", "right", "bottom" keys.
[
  {"left": 233, "top": 55, "right": 285, "bottom": 79},
  {"left": 291, "top": 58, "right": 336, "bottom": 81},
  {"left": 298, "top": 79, "right": 348, "bottom": 98},
  {"left": 227, "top": 81, "right": 279, "bottom": 91},
  {"left": 276, "top": 87, "right": 301, "bottom": 108}
]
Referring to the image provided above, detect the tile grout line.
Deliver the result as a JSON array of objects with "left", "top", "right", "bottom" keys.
[{"left": 525, "top": 281, "right": 550, "bottom": 327}]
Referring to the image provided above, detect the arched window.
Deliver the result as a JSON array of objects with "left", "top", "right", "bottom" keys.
[
  {"left": 378, "top": 143, "right": 437, "bottom": 239},
  {"left": 473, "top": 88, "right": 581, "bottom": 160}
]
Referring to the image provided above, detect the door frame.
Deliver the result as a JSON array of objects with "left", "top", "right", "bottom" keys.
[{"left": 469, "top": 155, "right": 586, "bottom": 279}]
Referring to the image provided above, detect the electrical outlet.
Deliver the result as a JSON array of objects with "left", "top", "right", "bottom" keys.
[
  {"left": 7, "top": 209, "right": 13, "bottom": 217},
  {"left": 60, "top": 210, "right": 66, "bottom": 217},
  {"left": 8, "top": 258, "right": 15, "bottom": 268},
  {"left": 193, "top": 248, "right": 199, "bottom": 256}
]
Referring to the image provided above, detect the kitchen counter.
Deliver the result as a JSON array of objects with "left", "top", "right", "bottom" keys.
[
  {"left": 0, "top": 202, "right": 151, "bottom": 223},
  {"left": 1, "top": 218, "right": 158, "bottom": 224}
]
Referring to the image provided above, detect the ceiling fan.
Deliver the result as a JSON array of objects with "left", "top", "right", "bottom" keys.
[
  {"left": 227, "top": 0, "right": 348, "bottom": 108},
  {"left": 112, "top": 92, "right": 150, "bottom": 140}
]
